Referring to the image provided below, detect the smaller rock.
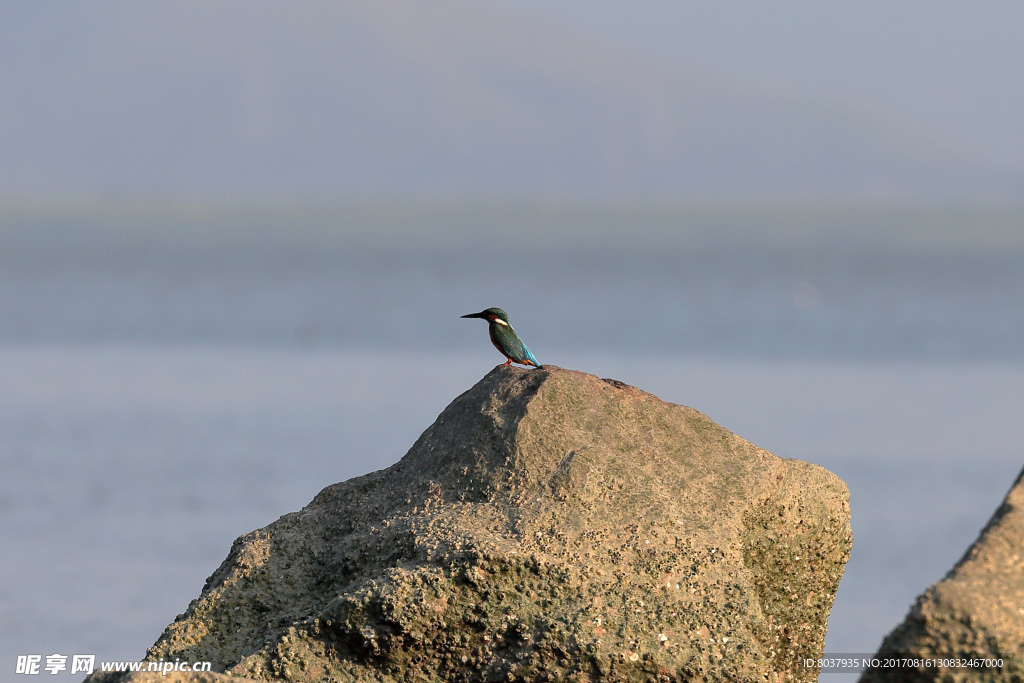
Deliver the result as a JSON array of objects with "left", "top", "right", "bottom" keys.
[{"left": 861, "top": 466, "right": 1024, "bottom": 682}]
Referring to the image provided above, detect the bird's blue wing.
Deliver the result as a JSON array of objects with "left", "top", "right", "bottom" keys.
[{"left": 494, "top": 324, "right": 542, "bottom": 367}]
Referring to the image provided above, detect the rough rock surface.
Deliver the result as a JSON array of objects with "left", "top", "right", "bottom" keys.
[
  {"left": 90, "top": 365, "right": 850, "bottom": 683},
  {"left": 860, "top": 467, "right": 1024, "bottom": 683}
]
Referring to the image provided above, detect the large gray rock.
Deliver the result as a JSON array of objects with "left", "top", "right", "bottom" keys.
[
  {"left": 860, "top": 467, "right": 1024, "bottom": 683},
  {"left": 90, "top": 365, "right": 850, "bottom": 682}
]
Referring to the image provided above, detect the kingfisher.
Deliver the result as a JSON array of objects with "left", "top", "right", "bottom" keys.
[{"left": 461, "top": 307, "right": 542, "bottom": 368}]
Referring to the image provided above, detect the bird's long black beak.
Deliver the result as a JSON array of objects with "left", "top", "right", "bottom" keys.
[{"left": 461, "top": 311, "right": 488, "bottom": 319}]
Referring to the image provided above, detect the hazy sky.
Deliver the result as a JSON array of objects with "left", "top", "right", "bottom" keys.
[
  {"left": 1, "top": 1, "right": 1021, "bottom": 203},
  {"left": 497, "top": 0, "right": 1024, "bottom": 170}
]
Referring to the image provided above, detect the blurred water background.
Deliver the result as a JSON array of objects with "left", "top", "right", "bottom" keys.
[
  {"left": 1, "top": 204, "right": 1023, "bottom": 677},
  {"left": 4, "top": 1, "right": 1024, "bottom": 679}
]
